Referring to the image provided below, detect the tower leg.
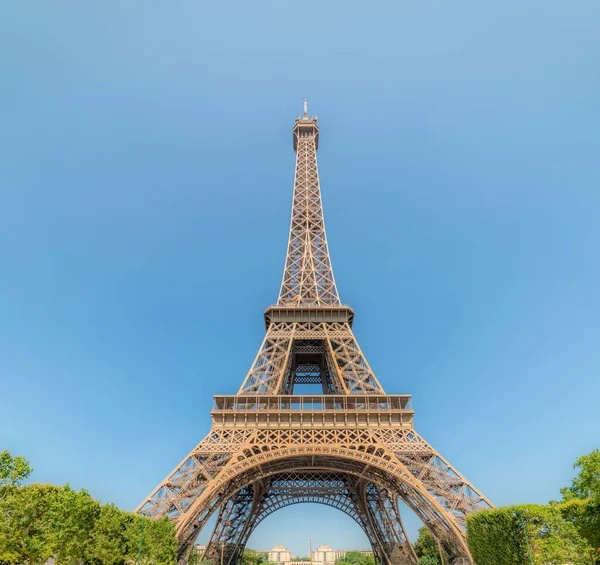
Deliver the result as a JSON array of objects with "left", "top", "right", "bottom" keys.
[
  {"left": 358, "top": 481, "right": 418, "bottom": 565},
  {"left": 202, "top": 484, "right": 261, "bottom": 565}
]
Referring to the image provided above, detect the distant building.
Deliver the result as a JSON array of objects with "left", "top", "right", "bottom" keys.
[
  {"left": 268, "top": 545, "right": 372, "bottom": 565},
  {"left": 269, "top": 545, "right": 293, "bottom": 563},
  {"left": 312, "top": 545, "right": 372, "bottom": 565}
]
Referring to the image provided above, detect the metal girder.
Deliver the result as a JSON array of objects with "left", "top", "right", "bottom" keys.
[{"left": 358, "top": 481, "right": 418, "bottom": 565}]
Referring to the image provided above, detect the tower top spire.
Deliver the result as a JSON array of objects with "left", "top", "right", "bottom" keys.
[{"left": 303, "top": 98, "right": 308, "bottom": 118}]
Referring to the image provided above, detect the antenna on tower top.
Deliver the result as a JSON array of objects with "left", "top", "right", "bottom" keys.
[{"left": 303, "top": 98, "right": 308, "bottom": 118}]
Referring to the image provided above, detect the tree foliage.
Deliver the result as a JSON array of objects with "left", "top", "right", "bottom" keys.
[
  {"left": 0, "top": 483, "right": 57, "bottom": 565},
  {"left": 132, "top": 514, "right": 178, "bottom": 565},
  {"left": 466, "top": 450, "right": 600, "bottom": 565},
  {"left": 0, "top": 450, "right": 33, "bottom": 494},
  {"left": 555, "top": 449, "right": 600, "bottom": 563},
  {"left": 467, "top": 504, "right": 591, "bottom": 565},
  {"left": 560, "top": 449, "right": 600, "bottom": 502},
  {"left": 413, "top": 527, "right": 440, "bottom": 564},
  {"left": 0, "top": 483, "right": 177, "bottom": 565},
  {"left": 335, "top": 551, "right": 374, "bottom": 565},
  {"left": 240, "top": 549, "right": 269, "bottom": 565},
  {"left": 417, "top": 556, "right": 439, "bottom": 565},
  {"left": 559, "top": 499, "right": 600, "bottom": 561},
  {"left": 187, "top": 548, "right": 214, "bottom": 565}
]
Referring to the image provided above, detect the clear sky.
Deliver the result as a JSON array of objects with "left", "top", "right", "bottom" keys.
[{"left": 1, "top": 0, "right": 599, "bottom": 556}]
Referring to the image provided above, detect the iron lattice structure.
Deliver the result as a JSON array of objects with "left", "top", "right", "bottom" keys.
[{"left": 138, "top": 102, "right": 492, "bottom": 565}]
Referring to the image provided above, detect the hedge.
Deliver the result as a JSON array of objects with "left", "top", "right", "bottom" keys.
[{"left": 466, "top": 504, "right": 592, "bottom": 565}]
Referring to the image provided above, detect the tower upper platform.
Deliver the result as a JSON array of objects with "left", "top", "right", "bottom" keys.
[{"left": 293, "top": 99, "right": 319, "bottom": 151}]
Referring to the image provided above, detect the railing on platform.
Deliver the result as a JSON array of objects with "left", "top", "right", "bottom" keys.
[{"left": 212, "top": 394, "right": 412, "bottom": 413}]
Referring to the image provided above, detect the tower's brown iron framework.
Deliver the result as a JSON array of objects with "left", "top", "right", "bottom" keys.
[{"left": 137, "top": 102, "right": 492, "bottom": 565}]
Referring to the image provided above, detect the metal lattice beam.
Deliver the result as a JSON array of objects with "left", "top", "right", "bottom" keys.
[{"left": 278, "top": 108, "right": 340, "bottom": 307}]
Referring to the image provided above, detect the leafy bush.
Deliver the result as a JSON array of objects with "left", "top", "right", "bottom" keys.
[
  {"left": 467, "top": 506, "right": 525, "bottom": 565},
  {"left": 467, "top": 504, "right": 591, "bottom": 565},
  {"left": 413, "top": 527, "right": 441, "bottom": 565}
]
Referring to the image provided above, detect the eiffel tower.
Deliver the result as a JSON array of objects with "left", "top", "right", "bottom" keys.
[{"left": 137, "top": 101, "right": 492, "bottom": 565}]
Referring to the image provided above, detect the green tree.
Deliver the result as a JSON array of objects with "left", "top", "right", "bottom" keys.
[
  {"left": 413, "top": 527, "right": 440, "bottom": 564},
  {"left": 47, "top": 485, "right": 100, "bottom": 565},
  {"left": 187, "top": 549, "right": 214, "bottom": 565},
  {"left": 146, "top": 515, "right": 178, "bottom": 564},
  {"left": 558, "top": 499, "right": 600, "bottom": 564},
  {"left": 335, "top": 551, "right": 374, "bottom": 565},
  {"left": 240, "top": 549, "right": 269, "bottom": 565},
  {"left": 0, "top": 483, "right": 101, "bottom": 565},
  {"left": 0, "top": 451, "right": 33, "bottom": 495},
  {"left": 241, "top": 548, "right": 262, "bottom": 565},
  {"left": 86, "top": 503, "right": 131, "bottom": 565},
  {"left": 344, "top": 552, "right": 365, "bottom": 565},
  {"left": 0, "top": 483, "right": 55, "bottom": 564},
  {"left": 125, "top": 514, "right": 177, "bottom": 565},
  {"left": 560, "top": 449, "right": 600, "bottom": 502},
  {"left": 0, "top": 482, "right": 178, "bottom": 565},
  {"left": 558, "top": 449, "right": 600, "bottom": 563},
  {"left": 417, "top": 556, "right": 439, "bottom": 565}
]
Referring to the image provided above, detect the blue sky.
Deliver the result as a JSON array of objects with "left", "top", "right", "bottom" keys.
[{"left": 1, "top": 0, "right": 599, "bottom": 556}]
